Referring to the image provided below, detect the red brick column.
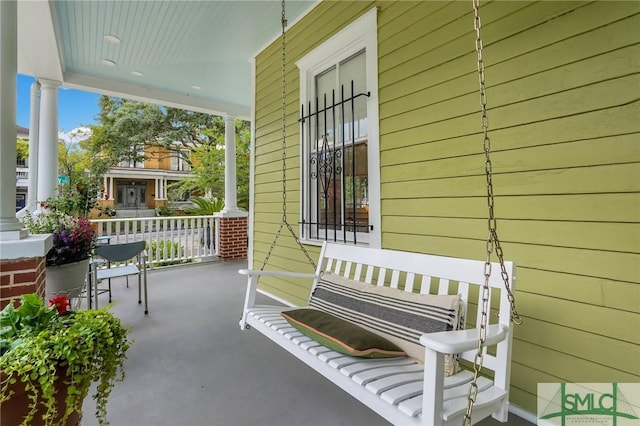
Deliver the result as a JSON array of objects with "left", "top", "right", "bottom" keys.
[
  {"left": 218, "top": 216, "right": 248, "bottom": 261},
  {"left": 0, "top": 256, "right": 46, "bottom": 309}
]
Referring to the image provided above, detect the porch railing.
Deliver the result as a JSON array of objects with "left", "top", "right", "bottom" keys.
[{"left": 90, "top": 215, "right": 220, "bottom": 267}]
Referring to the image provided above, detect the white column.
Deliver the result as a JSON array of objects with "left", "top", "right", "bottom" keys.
[
  {"left": 109, "top": 177, "right": 114, "bottom": 200},
  {"left": 0, "top": 0, "right": 24, "bottom": 237},
  {"left": 222, "top": 116, "right": 239, "bottom": 213},
  {"left": 154, "top": 179, "right": 159, "bottom": 200},
  {"left": 36, "top": 79, "right": 60, "bottom": 204},
  {"left": 27, "top": 82, "right": 41, "bottom": 211}
]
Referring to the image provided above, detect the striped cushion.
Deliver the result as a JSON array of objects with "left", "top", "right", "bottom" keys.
[{"left": 309, "top": 272, "right": 462, "bottom": 375}]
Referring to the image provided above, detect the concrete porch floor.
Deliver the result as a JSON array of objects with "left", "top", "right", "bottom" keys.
[{"left": 81, "top": 260, "right": 533, "bottom": 426}]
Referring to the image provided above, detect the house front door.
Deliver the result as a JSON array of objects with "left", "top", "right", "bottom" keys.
[{"left": 117, "top": 183, "right": 146, "bottom": 209}]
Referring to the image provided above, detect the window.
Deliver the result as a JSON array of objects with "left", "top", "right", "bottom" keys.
[
  {"left": 297, "top": 8, "right": 380, "bottom": 248},
  {"left": 119, "top": 145, "right": 145, "bottom": 168},
  {"left": 171, "top": 149, "right": 191, "bottom": 171}
]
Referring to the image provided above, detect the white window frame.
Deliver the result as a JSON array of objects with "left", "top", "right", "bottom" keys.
[{"left": 296, "top": 7, "right": 380, "bottom": 248}]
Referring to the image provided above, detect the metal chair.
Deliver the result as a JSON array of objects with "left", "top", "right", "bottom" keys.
[{"left": 92, "top": 240, "right": 149, "bottom": 314}]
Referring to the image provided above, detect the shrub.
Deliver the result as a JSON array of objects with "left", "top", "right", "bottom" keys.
[
  {"left": 155, "top": 205, "right": 173, "bottom": 217},
  {"left": 146, "top": 239, "right": 190, "bottom": 266}
]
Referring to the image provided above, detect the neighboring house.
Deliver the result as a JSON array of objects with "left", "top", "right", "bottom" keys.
[
  {"left": 98, "top": 142, "right": 195, "bottom": 217},
  {"left": 250, "top": 1, "right": 639, "bottom": 419},
  {"left": 15, "top": 125, "right": 30, "bottom": 211}
]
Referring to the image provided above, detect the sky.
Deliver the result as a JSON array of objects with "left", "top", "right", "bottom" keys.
[{"left": 16, "top": 74, "right": 101, "bottom": 133}]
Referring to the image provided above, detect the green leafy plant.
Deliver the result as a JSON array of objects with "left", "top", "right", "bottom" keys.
[
  {"left": 147, "top": 239, "right": 190, "bottom": 266},
  {"left": 51, "top": 180, "right": 101, "bottom": 218},
  {"left": 0, "top": 294, "right": 130, "bottom": 425},
  {"left": 185, "top": 196, "right": 224, "bottom": 216},
  {"left": 95, "top": 205, "right": 117, "bottom": 218},
  {"left": 155, "top": 205, "right": 173, "bottom": 217}
]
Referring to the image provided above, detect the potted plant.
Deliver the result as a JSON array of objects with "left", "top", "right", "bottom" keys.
[
  {"left": 21, "top": 199, "right": 96, "bottom": 299},
  {"left": 0, "top": 293, "right": 130, "bottom": 425},
  {"left": 102, "top": 206, "right": 117, "bottom": 217}
]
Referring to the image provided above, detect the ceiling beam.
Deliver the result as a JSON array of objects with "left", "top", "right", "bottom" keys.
[{"left": 64, "top": 72, "right": 250, "bottom": 119}]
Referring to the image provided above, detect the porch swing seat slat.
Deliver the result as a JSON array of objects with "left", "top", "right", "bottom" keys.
[
  {"left": 352, "top": 363, "right": 424, "bottom": 386},
  {"left": 239, "top": 241, "right": 516, "bottom": 426}
]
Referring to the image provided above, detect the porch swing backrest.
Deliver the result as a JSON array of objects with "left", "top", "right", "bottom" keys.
[
  {"left": 239, "top": 241, "right": 516, "bottom": 425},
  {"left": 314, "top": 243, "right": 514, "bottom": 368}
]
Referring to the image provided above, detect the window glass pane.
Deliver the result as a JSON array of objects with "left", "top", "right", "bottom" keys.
[
  {"left": 339, "top": 51, "right": 367, "bottom": 142},
  {"left": 339, "top": 51, "right": 365, "bottom": 95},
  {"left": 171, "top": 152, "right": 178, "bottom": 170},
  {"left": 316, "top": 66, "right": 336, "bottom": 100},
  {"left": 315, "top": 67, "right": 336, "bottom": 147},
  {"left": 136, "top": 146, "right": 145, "bottom": 168},
  {"left": 182, "top": 150, "right": 191, "bottom": 171},
  {"left": 343, "top": 142, "right": 368, "bottom": 233}
]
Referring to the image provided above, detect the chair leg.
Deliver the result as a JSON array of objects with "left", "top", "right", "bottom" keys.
[
  {"left": 108, "top": 278, "right": 112, "bottom": 303},
  {"left": 93, "top": 266, "right": 99, "bottom": 309},
  {"left": 138, "top": 273, "right": 142, "bottom": 305},
  {"left": 143, "top": 265, "right": 148, "bottom": 315},
  {"left": 86, "top": 266, "right": 92, "bottom": 309}
]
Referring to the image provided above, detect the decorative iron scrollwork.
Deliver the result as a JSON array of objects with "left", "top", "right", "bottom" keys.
[{"left": 311, "top": 135, "right": 342, "bottom": 200}]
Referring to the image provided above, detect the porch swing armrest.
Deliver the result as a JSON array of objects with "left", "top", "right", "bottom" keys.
[
  {"left": 238, "top": 269, "right": 318, "bottom": 279},
  {"left": 420, "top": 324, "right": 509, "bottom": 354}
]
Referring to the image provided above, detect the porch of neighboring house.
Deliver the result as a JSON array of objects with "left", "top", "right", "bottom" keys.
[
  {"left": 79, "top": 260, "right": 533, "bottom": 426},
  {"left": 97, "top": 169, "right": 195, "bottom": 220}
]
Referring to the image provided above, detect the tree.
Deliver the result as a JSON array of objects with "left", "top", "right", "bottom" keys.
[
  {"left": 56, "top": 129, "right": 102, "bottom": 216},
  {"left": 89, "top": 97, "right": 167, "bottom": 166},
  {"left": 16, "top": 138, "right": 29, "bottom": 162},
  {"left": 89, "top": 96, "right": 251, "bottom": 210},
  {"left": 169, "top": 118, "right": 251, "bottom": 209},
  {"left": 58, "top": 128, "right": 92, "bottom": 185},
  {"left": 89, "top": 96, "right": 219, "bottom": 167}
]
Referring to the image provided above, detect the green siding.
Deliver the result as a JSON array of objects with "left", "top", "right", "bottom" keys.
[{"left": 253, "top": 0, "right": 640, "bottom": 415}]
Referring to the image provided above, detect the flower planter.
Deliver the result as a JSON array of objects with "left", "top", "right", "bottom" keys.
[
  {"left": 46, "top": 259, "right": 90, "bottom": 299},
  {"left": 1, "top": 294, "right": 129, "bottom": 426},
  {"left": 0, "top": 367, "right": 83, "bottom": 426}
]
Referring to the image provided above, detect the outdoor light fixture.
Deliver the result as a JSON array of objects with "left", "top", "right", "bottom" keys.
[
  {"left": 101, "top": 59, "right": 117, "bottom": 67},
  {"left": 103, "top": 34, "right": 121, "bottom": 44},
  {"left": 131, "top": 71, "right": 144, "bottom": 77},
  {"left": 191, "top": 85, "right": 202, "bottom": 90}
]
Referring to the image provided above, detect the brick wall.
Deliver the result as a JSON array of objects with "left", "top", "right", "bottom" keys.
[
  {"left": 0, "top": 257, "right": 46, "bottom": 309},
  {"left": 218, "top": 216, "right": 248, "bottom": 261}
]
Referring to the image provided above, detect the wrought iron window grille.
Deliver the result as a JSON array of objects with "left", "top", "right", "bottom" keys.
[{"left": 299, "top": 80, "right": 370, "bottom": 245}]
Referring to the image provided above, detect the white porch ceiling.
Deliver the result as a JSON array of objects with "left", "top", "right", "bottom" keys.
[{"left": 17, "top": 0, "right": 317, "bottom": 119}]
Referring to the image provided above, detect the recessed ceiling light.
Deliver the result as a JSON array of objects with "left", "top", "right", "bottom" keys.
[
  {"left": 101, "top": 59, "right": 117, "bottom": 67},
  {"left": 131, "top": 71, "right": 144, "bottom": 77},
  {"left": 104, "top": 34, "right": 121, "bottom": 44},
  {"left": 191, "top": 85, "right": 201, "bottom": 90}
]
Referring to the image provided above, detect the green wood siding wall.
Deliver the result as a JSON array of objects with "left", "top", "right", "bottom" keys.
[{"left": 253, "top": 0, "right": 640, "bottom": 415}]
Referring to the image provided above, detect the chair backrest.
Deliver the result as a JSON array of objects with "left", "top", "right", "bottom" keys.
[{"left": 94, "top": 240, "right": 146, "bottom": 262}]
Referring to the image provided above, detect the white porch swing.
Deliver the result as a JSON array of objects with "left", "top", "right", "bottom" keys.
[{"left": 239, "top": 1, "right": 522, "bottom": 425}]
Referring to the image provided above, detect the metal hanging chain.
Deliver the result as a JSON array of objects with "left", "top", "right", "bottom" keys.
[
  {"left": 261, "top": 0, "right": 317, "bottom": 271},
  {"left": 463, "top": 1, "right": 522, "bottom": 424}
]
